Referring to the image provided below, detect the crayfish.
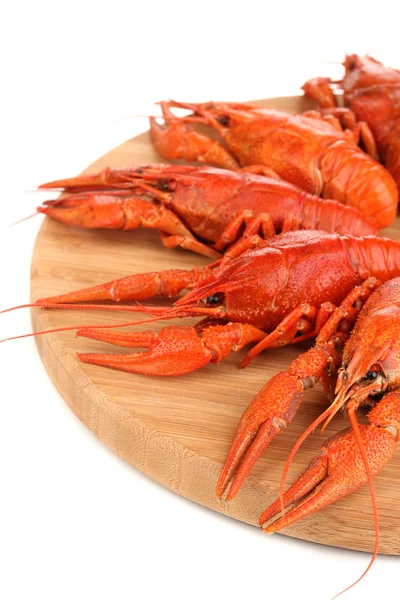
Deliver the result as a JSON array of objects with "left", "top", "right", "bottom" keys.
[
  {"left": 243, "top": 276, "right": 400, "bottom": 597},
  {"left": 37, "top": 164, "right": 376, "bottom": 259},
  {"left": 303, "top": 54, "right": 400, "bottom": 196},
  {"left": 14, "top": 230, "right": 400, "bottom": 376},
  {"left": 149, "top": 100, "right": 398, "bottom": 229}
]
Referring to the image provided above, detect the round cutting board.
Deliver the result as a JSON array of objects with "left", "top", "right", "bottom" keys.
[{"left": 30, "top": 96, "right": 400, "bottom": 555}]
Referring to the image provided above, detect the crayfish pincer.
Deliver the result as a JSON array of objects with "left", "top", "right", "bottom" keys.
[{"left": 149, "top": 100, "right": 398, "bottom": 229}]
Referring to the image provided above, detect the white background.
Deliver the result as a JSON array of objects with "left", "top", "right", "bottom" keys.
[{"left": 1, "top": 2, "right": 399, "bottom": 599}]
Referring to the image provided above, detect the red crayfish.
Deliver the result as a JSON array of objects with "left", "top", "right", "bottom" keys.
[
  {"left": 13, "top": 230, "right": 400, "bottom": 378},
  {"left": 245, "top": 276, "right": 400, "bottom": 597},
  {"left": 37, "top": 164, "right": 376, "bottom": 260},
  {"left": 303, "top": 54, "right": 400, "bottom": 196}
]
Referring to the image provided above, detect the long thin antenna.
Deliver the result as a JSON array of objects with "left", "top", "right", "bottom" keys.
[
  {"left": 278, "top": 406, "right": 334, "bottom": 516},
  {"left": 331, "top": 411, "right": 379, "bottom": 599},
  {"left": 9, "top": 212, "right": 40, "bottom": 227}
]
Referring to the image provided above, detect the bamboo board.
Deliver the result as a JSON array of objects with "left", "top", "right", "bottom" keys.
[{"left": 31, "top": 96, "right": 400, "bottom": 554}]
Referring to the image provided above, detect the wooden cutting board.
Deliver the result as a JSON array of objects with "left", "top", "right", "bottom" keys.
[{"left": 30, "top": 95, "right": 400, "bottom": 555}]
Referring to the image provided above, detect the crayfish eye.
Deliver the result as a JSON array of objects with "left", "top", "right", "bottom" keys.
[
  {"left": 218, "top": 115, "right": 230, "bottom": 127},
  {"left": 205, "top": 293, "right": 224, "bottom": 305},
  {"left": 348, "top": 59, "right": 356, "bottom": 71},
  {"left": 364, "top": 369, "right": 379, "bottom": 380},
  {"left": 159, "top": 179, "right": 171, "bottom": 191}
]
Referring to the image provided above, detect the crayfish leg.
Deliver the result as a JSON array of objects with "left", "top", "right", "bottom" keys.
[
  {"left": 213, "top": 212, "right": 276, "bottom": 252},
  {"left": 241, "top": 278, "right": 381, "bottom": 368},
  {"left": 240, "top": 303, "right": 320, "bottom": 368},
  {"left": 159, "top": 231, "right": 220, "bottom": 259}
]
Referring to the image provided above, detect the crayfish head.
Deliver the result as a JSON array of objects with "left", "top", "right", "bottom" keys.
[
  {"left": 188, "top": 101, "right": 268, "bottom": 136},
  {"left": 343, "top": 54, "right": 400, "bottom": 93},
  {"left": 174, "top": 244, "right": 284, "bottom": 328},
  {"left": 335, "top": 363, "right": 389, "bottom": 413},
  {"left": 330, "top": 319, "right": 400, "bottom": 422},
  {"left": 321, "top": 356, "right": 390, "bottom": 432},
  {"left": 331, "top": 276, "right": 400, "bottom": 418}
]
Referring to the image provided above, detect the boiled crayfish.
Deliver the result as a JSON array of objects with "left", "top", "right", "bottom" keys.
[
  {"left": 15, "top": 230, "right": 400, "bottom": 379},
  {"left": 150, "top": 100, "right": 398, "bottom": 229},
  {"left": 303, "top": 54, "right": 400, "bottom": 196},
  {"left": 257, "top": 276, "right": 400, "bottom": 534},
  {"left": 245, "top": 277, "right": 400, "bottom": 597},
  {"left": 37, "top": 164, "right": 376, "bottom": 260}
]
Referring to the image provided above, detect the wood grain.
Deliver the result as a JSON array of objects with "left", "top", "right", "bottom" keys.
[{"left": 31, "top": 95, "right": 400, "bottom": 555}]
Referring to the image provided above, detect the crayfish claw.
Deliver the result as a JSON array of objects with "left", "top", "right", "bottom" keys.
[
  {"left": 77, "top": 326, "right": 213, "bottom": 377},
  {"left": 224, "top": 417, "right": 288, "bottom": 501},
  {"left": 217, "top": 372, "right": 304, "bottom": 499},
  {"left": 77, "top": 321, "right": 265, "bottom": 378},
  {"left": 260, "top": 403, "right": 399, "bottom": 533},
  {"left": 150, "top": 104, "right": 239, "bottom": 169},
  {"left": 259, "top": 453, "right": 329, "bottom": 530}
]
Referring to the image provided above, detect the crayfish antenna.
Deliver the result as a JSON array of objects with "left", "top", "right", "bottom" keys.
[
  {"left": 9, "top": 212, "right": 41, "bottom": 227},
  {"left": 278, "top": 406, "right": 335, "bottom": 516},
  {"left": 330, "top": 411, "right": 379, "bottom": 600},
  {"left": 0, "top": 305, "right": 187, "bottom": 344},
  {"left": 0, "top": 302, "right": 222, "bottom": 344},
  {"left": 0, "top": 302, "right": 173, "bottom": 315},
  {"left": 273, "top": 406, "right": 379, "bottom": 599},
  {"left": 0, "top": 319, "right": 146, "bottom": 343},
  {"left": 317, "top": 60, "right": 343, "bottom": 65},
  {"left": 98, "top": 114, "right": 158, "bottom": 128},
  {"left": 0, "top": 316, "right": 179, "bottom": 344},
  {"left": 277, "top": 381, "right": 362, "bottom": 511}
]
